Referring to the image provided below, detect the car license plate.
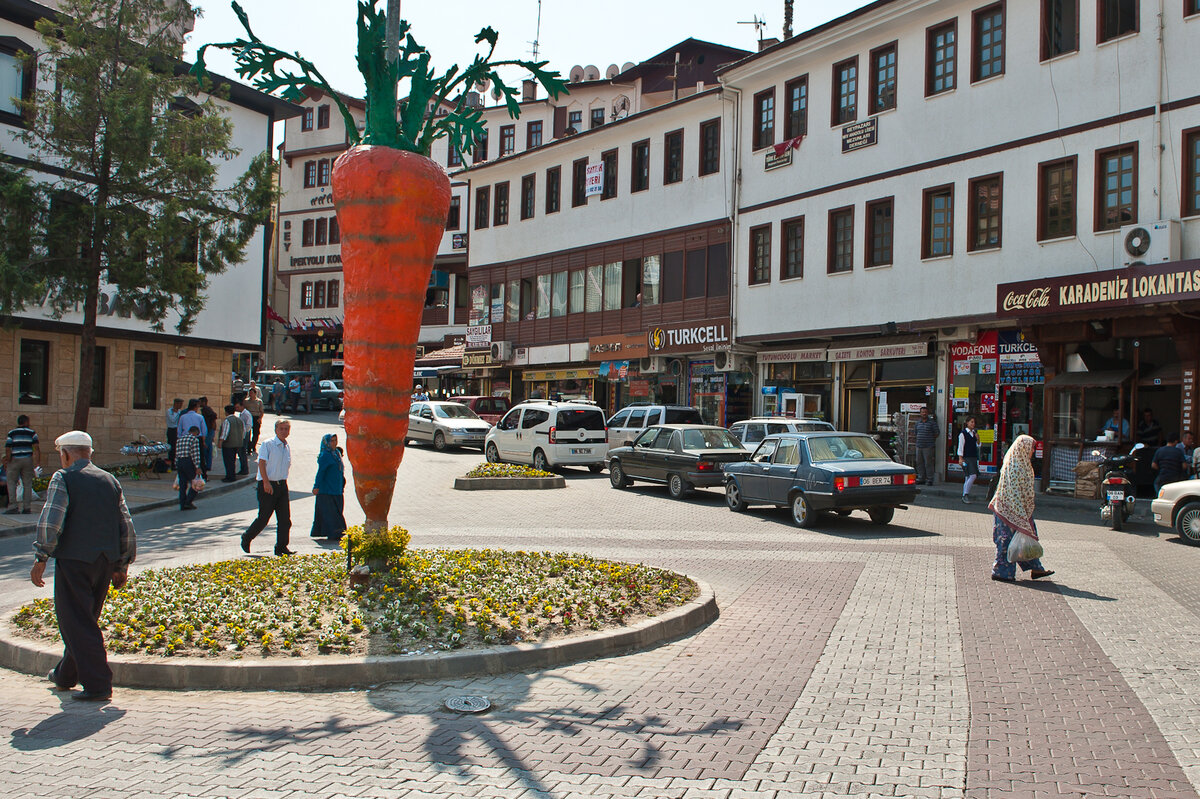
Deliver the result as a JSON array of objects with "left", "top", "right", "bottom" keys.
[
  {"left": 570, "top": 447, "right": 592, "bottom": 455},
  {"left": 861, "top": 476, "right": 891, "bottom": 486},
  {"left": 1107, "top": 490, "right": 1125, "bottom": 501}
]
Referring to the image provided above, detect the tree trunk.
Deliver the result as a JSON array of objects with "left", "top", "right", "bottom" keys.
[{"left": 71, "top": 258, "right": 101, "bottom": 431}]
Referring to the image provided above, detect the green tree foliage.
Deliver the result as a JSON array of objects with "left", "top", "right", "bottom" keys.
[{"left": 0, "top": 0, "right": 277, "bottom": 429}]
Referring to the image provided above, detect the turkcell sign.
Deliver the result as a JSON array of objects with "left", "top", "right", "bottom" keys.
[{"left": 647, "top": 317, "right": 732, "bottom": 354}]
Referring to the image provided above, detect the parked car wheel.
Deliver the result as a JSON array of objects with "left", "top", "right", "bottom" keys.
[
  {"left": 725, "top": 480, "right": 747, "bottom": 512},
  {"left": 588, "top": 464, "right": 604, "bottom": 474},
  {"left": 868, "top": 506, "right": 895, "bottom": 526},
  {"left": 609, "top": 461, "right": 631, "bottom": 489},
  {"left": 790, "top": 492, "right": 814, "bottom": 528},
  {"left": 532, "top": 449, "right": 551, "bottom": 473},
  {"left": 667, "top": 473, "right": 690, "bottom": 499},
  {"left": 433, "top": 431, "right": 447, "bottom": 452},
  {"left": 485, "top": 443, "right": 501, "bottom": 464},
  {"left": 1175, "top": 501, "right": 1200, "bottom": 544}
]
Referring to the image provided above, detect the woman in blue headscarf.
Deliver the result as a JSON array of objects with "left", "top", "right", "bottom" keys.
[{"left": 310, "top": 433, "right": 347, "bottom": 540}]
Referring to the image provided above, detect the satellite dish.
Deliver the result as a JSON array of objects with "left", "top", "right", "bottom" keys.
[
  {"left": 612, "top": 94, "right": 630, "bottom": 119},
  {"left": 605, "top": 64, "right": 619, "bottom": 79},
  {"left": 474, "top": 77, "right": 491, "bottom": 93},
  {"left": 568, "top": 65, "right": 584, "bottom": 83},
  {"left": 491, "top": 85, "right": 503, "bottom": 102},
  {"left": 622, "top": 62, "right": 635, "bottom": 72},
  {"left": 583, "top": 64, "right": 600, "bottom": 81}
]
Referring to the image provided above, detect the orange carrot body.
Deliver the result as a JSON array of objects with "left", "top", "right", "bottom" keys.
[{"left": 332, "top": 146, "right": 451, "bottom": 528}]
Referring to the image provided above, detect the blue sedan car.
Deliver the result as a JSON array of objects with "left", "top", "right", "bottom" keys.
[{"left": 723, "top": 432, "right": 918, "bottom": 527}]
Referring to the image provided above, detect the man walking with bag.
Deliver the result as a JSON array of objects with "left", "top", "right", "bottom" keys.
[
  {"left": 218, "top": 404, "right": 245, "bottom": 483},
  {"left": 241, "top": 418, "right": 294, "bottom": 556},
  {"left": 914, "top": 406, "right": 940, "bottom": 486},
  {"left": 30, "top": 430, "right": 136, "bottom": 702},
  {"left": 176, "top": 425, "right": 201, "bottom": 510}
]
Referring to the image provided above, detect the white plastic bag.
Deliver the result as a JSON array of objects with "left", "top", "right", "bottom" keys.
[
  {"left": 172, "top": 476, "right": 180, "bottom": 490},
  {"left": 1007, "top": 531, "right": 1044, "bottom": 563},
  {"left": 191, "top": 476, "right": 206, "bottom": 492}
]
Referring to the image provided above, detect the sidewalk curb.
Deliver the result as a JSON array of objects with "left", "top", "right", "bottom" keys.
[
  {"left": 918, "top": 483, "right": 1154, "bottom": 520},
  {"left": 0, "top": 579, "right": 718, "bottom": 691},
  {"left": 452, "top": 476, "right": 566, "bottom": 490},
  {"left": 0, "top": 475, "right": 257, "bottom": 540}
]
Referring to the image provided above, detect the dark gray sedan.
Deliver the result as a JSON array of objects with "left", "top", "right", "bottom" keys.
[
  {"left": 723, "top": 432, "right": 918, "bottom": 527},
  {"left": 606, "top": 424, "right": 750, "bottom": 498}
]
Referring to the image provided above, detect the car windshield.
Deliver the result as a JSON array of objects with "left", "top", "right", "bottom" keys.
[
  {"left": 807, "top": 435, "right": 891, "bottom": 462},
  {"left": 681, "top": 429, "right": 743, "bottom": 450},
  {"left": 664, "top": 408, "right": 704, "bottom": 424},
  {"left": 434, "top": 404, "right": 479, "bottom": 419}
]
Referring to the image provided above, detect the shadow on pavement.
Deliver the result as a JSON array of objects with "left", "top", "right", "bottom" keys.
[
  {"left": 1017, "top": 580, "right": 1117, "bottom": 602},
  {"left": 10, "top": 700, "right": 127, "bottom": 750}
]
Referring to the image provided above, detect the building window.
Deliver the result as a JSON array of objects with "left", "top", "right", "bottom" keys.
[
  {"left": 301, "top": 108, "right": 313, "bottom": 131},
  {"left": 315, "top": 217, "right": 327, "bottom": 245},
  {"left": 327, "top": 280, "right": 340, "bottom": 308},
  {"left": 749, "top": 225, "right": 772, "bottom": 285},
  {"left": 603, "top": 262, "right": 622, "bottom": 310},
  {"left": 1095, "top": 144, "right": 1137, "bottom": 231},
  {"left": 301, "top": 281, "right": 314, "bottom": 309},
  {"left": 753, "top": 88, "right": 775, "bottom": 150},
  {"left": 473, "top": 130, "right": 488, "bottom": 164},
  {"left": 567, "top": 110, "right": 582, "bottom": 132},
  {"left": 132, "top": 350, "right": 159, "bottom": 410},
  {"left": 828, "top": 207, "right": 855, "bottom": 274},
  {"left": 448, "top": 145, "right": 462, "bottom": 168},
  {"left": 302, "top": 219, "right": 314, "bottom": 246},
  {"left": 499, "top": 124, "right": 515, "bottom": 156},
  {"left": 313, "top": 280, "right": 326, "bottom": 309},
  {"left": 781, "top": 216, "right": 804, "bottom": 279},
  {"left": 832, "top": 58, "right": 858, "bottom": 125},
  {"left": 303, "top": 161, "right": 316, "bottom": 188},
  {"left": 1188, "top": 0, "right": 1200, "bottom": 16},
  {"left": 329, "top": 216, "right": 340, "bottom": 243},
  {"left": 1041, "top": 0, "right": 1079, "bottom": 59},
  {"left": 572, "top": 158, "right": 588, "bottom": 207},
  {"left": 783, "top": 76, "right": 808, "bottom": 139},
  {"left": 1038, "top": 157, "right": 1077, "bottom": 240},
  {"left": 664, "top": 129, "right": 683, "bottom": 184},
  {"left": 18, "top": 339, "right": 49, "bottom": 405},
  {"left": 317, "top": 159, "right": 331, "bottom": 186},
  {"left": 317, "top": 104, "right": 330, "bottom": 129},
  {"left": 968, "top": 173, "right": 1003, "bottom": 250},
  {"left": 865, "top": 197, "right": 894, "bottom": 267},
  {"left": 1099, "top": 0, "right": 1138, "bottom": 41},
  {"left": 506, "top": 278, "right": 520, "bottom": 322},
  {"left": 870, "top": 44, "right": 897, "bottom": 114},
  {"left": 1184, "top": 129, "right": 1200, "bottom": 216},
  {"left": 590, "top": 108, "right": 605, "bottom": 129},
  {"left": 526, "top": 120, "right": 543, "bottom": 149},
  {"left": 601, "top": 149, "right": 618, "bottom": 200},
  {"left": 927, "top": 21, "right": 957, "bottom": 95},
  {"left": 546, "top": 166, "right": 561, "bottom": 213},
  {"left": 493, "top": 181, "right": 509, "bottom": 226},
  {"left": 520, "top": 174, "right": 535, "bottom": 220},
  {"left": 0, "top": 40, "right": 34, "bottom": 123},
  {"left": 585, "top": 264, "right": 603, "bottom": 312},
  {"left": 90, "top": 346, "right": 107, "bottom": 408},
  {"left": 699, "top": 119, "right": 720, "bottom": 176},
  {"left": 551, "top": 270, "right": 568, "bottom": 317},
  {"left": 446, "top": 197, "right": 460, "bottom": 230},
  {"left": 922, "top": 185, "right": 954, "bottom": 258},
  {"left": 973, "top": 4, "right": 1005, "bottom": 81},
  {"left": 569, "top": 270, "right": 585, "bottom": 313},
  {"left": 475, "top": 185, "right": 490, "bottom": 230},
  {"left": 632, "top": 139, "right": 650, "bottom": 192}
]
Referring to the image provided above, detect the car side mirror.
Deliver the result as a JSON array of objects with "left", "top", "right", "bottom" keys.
[{"left": 421, "top": 410, "right": 432, "bottom": 419}]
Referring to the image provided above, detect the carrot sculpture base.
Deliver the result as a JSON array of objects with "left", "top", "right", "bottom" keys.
[{"left": 333, "top": 146, "right": 451, "bottom": 533}]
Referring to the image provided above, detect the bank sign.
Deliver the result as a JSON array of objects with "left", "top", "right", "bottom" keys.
[
  {"left": 997, "top": 259, "right": 1200, "bottom": 318},
  {"left": 646, "top": 317, "right": 732, "bottom": 355}
]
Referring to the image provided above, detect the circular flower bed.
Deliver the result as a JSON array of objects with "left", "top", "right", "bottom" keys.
[
  {"left": 11, "top": 551, "right": 696, "bottom": 659},
  {"left": 463, "top": 463, "right": 556, "bottom": 479}
]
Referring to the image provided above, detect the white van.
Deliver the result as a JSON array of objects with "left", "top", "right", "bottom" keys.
[
  {"left": 728, "top": 417, "right": 835, "bottom": 452},
  {"left": 484, "top": 401, "right": 609, "bottom": 472}
]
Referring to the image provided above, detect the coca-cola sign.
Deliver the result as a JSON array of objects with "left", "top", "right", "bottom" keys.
[{"left": 996, "top": 259, "right": 1200, "bottom": 319}]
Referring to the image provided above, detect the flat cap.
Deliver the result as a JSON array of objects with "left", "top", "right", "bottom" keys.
[{"left": 54, "top": 430, "right": 93, "bottom": 448}]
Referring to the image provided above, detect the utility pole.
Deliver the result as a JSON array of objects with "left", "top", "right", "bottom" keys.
[{"left": 386, "top": 0, "right": 400, "bottom": 65}]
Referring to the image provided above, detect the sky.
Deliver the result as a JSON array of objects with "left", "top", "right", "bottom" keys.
[{"left": 185, "top": 0, "right": 876, "bottom": 100}]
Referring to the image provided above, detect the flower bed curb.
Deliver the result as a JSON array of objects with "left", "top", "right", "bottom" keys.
[
  {"left": 0, "top": 579, "right": 717, "bottom": 691},
  {"left": 452, "top": 476, "right": 566, "bottom": 490}
]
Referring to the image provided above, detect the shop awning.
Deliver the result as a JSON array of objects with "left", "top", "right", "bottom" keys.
[
  {"left": 524, "top": 367, "right": 600, "bottom": 381},
  {"left": 826, "top": 335, "right": 929, "bottom": 362},
  {"left": 1045, "top": 369, "right": 1134, "bottom": 388}
]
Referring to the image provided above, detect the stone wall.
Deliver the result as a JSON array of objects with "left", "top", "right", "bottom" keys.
[{"left": 0, "top": 330, "right": 232, "bottom": 463}]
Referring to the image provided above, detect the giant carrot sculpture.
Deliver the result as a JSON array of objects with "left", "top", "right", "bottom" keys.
[{"left": 195, "top": 2, "right": 566, "bottom": 532}]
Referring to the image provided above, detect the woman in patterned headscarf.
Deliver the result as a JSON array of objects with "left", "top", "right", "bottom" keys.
[
  {"left": 987, "top": 434, "right": 1054, "bottom": 582},
  {"left": 310, "top": 433, "right": 347, "bottom": 541}
]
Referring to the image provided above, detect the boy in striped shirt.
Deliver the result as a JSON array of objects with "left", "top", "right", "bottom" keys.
[{"left": 4, "top": 415, "right": 42, "bottom": 514}]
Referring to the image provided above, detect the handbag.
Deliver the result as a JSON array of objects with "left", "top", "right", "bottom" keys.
[
  {"left": 190, "top": 476, "right": 206, "bottom": 492},
  {"left": 1007, "top": 531, "right": 1043, "bottom": 563}
]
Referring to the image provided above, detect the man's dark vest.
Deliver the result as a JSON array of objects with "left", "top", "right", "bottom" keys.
[{"left": 55, "top": 463, "right": 122, "bottom": 563}]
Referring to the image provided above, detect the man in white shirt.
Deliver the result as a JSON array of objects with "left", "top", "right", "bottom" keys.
[{"left": 241, "top": 419, "right": 294, "bottom": 556}]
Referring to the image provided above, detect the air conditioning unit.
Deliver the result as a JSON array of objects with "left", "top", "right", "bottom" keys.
[
  {"left": 1120, "top": 220, "right": 1180, "bottom": 267},
  {"left": 640, "top": 356, "right": 668, "bottom": 374},
  {"left": 713, "top": 351, "right": 749, "bottom": 372},
  {"left": 490, "top": 341, "right": 513, "bottom": 361}
]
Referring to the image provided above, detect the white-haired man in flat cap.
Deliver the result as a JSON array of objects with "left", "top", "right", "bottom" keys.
[{"left": 30, "top": 431, "right": 136, "bottom": 702}]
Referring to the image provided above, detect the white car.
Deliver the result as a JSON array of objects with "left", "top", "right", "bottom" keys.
[
  {"left": 728, "top": 417, "right": 835, "bottom": 452},
  {"left": 485, "top": 401, "right": 609, "bottom": 472},
  {"left": 407, "top": 401, "right": 492, "bottom": 451},
  {"left": 1150, "top": 477, "right": 1200, "bottom": 545}
]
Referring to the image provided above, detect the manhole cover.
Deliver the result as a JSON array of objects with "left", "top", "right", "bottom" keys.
[{"left": 444, "top": 695, "right": 491, "bottom": 714}]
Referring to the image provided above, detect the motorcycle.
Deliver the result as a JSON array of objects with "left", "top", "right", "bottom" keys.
[{"left": 1092, "top": 443, "right": 1144, "bottom": 531}]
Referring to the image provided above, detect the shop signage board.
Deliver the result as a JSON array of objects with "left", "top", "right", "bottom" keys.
[
  {"left": 588, "top": 332, "right": 648, "bottom": 361},
  {"left": 462, "top": 351, "right": 495, "bottom": 368},
  {"left": 841, "top": 117, "right": 878, "bottom": 153},
  {"left": 465, "top": 324, "right": 492, "bottom": 350},
  {"left": 996, "top": 258, "right": 1200, "bottom": 318},
  {"left": 646, "top": 317, "right": 733, "bottom": 355},
  {"left": 997, "top": 331, "right": 1044, "bottom": 384},
  {"left": 764, "top": 148, "right": 792, "bottom": 170},
  {"left": 758, "top": 348, "right": 826, "bottom": 364},
  {"left": 523, "top": 368, "right": 600, "bottom": 381},
  {"left": 585, "top": 163, "right": 604, "bottom": 197},
  {"left": 827, "top": 340, "right": 927, "bottom": 361}
]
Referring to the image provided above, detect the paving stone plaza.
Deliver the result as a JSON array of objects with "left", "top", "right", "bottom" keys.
[{"left": 1, "top": 414, "right": 1198, "bottom": 799}]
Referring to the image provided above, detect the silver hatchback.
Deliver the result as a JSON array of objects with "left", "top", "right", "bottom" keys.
[{"left": 407, "top": 401, "right": 493, "bottom": 451}]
